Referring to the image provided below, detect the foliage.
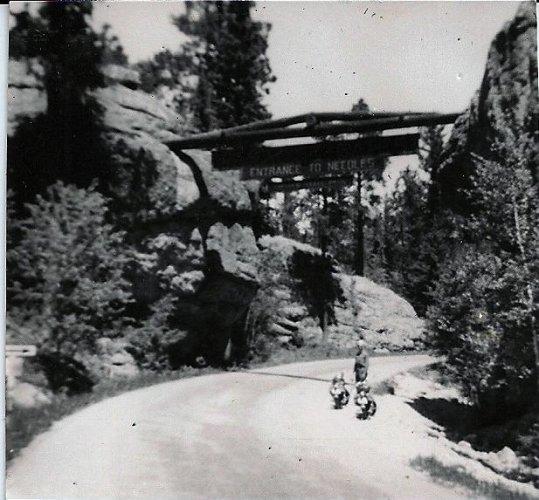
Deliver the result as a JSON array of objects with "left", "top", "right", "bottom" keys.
[
  {"left": 97, "top": 23, "right": 129, "bottom": 66},
  {"left": 173, "top": 1, "right": 275, "bottom": 131},
  {"left": 289, "top": 250, "right": 343, "bottom": 335},
  {"left": 427, "top": 127, "right": 538, "bottom": 419},
  {"left": 428, "top": 248, "right": 535, "bottom": 417},
  {"left": 137, "top": 48, "right": 196, "bottom": 123},
  {"left": 124, "top": 297, "right": 182, "bottom": 370},
  {"left": 244, "top": 248, "right": 290, "bottom": 361},
  {"left": 106, "top": 142, "right": 160, "bottom": 227},
  {"left": 7, "top": 182, "right": 133, "bottom": 359},
  {"left": 411, "top": 456, "right": 533, "bottom": 500},
  {"left": 380, "top": 126, "right": 447, "bottom": 316},
  {"left": 8, "top": 3, "right": 126, "bottom": 206},
  {"left": 34, "top": 352, "right": 95, "bottom": 395}
]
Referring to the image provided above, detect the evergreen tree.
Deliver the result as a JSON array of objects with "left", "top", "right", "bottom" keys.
[
  {"left": 427, "top": 126, "right": 538, "bottom": 418},
  {"left": 381, "top": 126, "right": 447, "bottom": 315},
  {"left": 97, "top": 23, "right": 128, "bottom": 66},
  {"left": 137, "top": 48, "right": 196, "bottom": 123},
  {"left": 348, "top": 99, "right": 387, "bottom": 276},
  {"left": 173, "top": 1, "right": 275, "bottom": 131},
  {"left": 7, "top": 182, "right": 133, "bottom": 358},
  {"left": 8, "top": 2, "right": 113, "bottom": 206}
]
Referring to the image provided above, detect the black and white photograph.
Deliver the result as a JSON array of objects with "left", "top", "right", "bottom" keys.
[{"left": 4, "top": 1, "right": 538, "bottom": 498}]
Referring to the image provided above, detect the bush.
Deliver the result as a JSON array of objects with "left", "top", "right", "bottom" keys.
[
  {"left": 7, "top": 182, "right": 133, "bottom": 361},
  {"left": 34, "top": 352, "right": 95, "bottom": 395},
  {"left": 244, "top": 248, "right": 288, "bottom": 361},
  {"left": 427, "top": 246, "right": 535, "bottom": 421},
  {"left": 427, "top": 125, "right": 538, "bottom": 422}
]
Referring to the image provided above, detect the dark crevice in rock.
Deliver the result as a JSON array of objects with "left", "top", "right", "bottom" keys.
[
  {"left": 116, "top": 102, "right": 166, "bottom": 121},
  {"left": 9, "top": 83, "right": 43, "bottom": 90}
]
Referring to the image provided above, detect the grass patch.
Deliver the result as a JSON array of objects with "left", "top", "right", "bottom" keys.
[
  {"left": 411, "top": 456, "right": 535, "bottom": 500},
  {"left": 6, "top": 365, "right": 219, "bottom": 464},
  {"left": 404, "top": 363, "right": 539, "bottom": 487},
  {"left": 249, "top": 342, "right": 424, "bottom": 368},
  {"left": 250, "top": 343, "right": 355, "bottom": 367}
]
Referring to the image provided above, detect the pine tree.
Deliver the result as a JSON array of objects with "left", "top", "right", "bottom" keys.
[
  {"left": 348, "top": 99, "right": 387, "bottom": 276},
  {"left": 380, "top": 126, "right": 447, "bottom": 315},
  {"left": 7, "top": 182, "right": 133, "bottom": 358},
  {"left": 8, "top": 3, "right": 113, "bottom": 206},
  {"left": 97, "top": 23, "right": 128, "bottom": 66},
  {"left": 173, "top": 1, "right": 275, "bottom": 131},
  {"left": 427, "top": 126, "right": 538, "bottom": 419}
]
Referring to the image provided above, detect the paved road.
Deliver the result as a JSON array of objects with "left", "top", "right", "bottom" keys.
[{"left": 7, "top": 355, "right": 469, "bottom": 499}]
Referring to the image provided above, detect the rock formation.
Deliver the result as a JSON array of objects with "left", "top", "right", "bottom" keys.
[
  {"left": 438, "top": 2, "right": 537, "bottom": 207},
  {"left": 8, "top": 57, "right": 425, "bottom": 376},
  {"left": 8, "top": 59, "right": 262, "bottom": 368}
]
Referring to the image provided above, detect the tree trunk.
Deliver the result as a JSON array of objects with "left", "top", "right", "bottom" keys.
[
  {"left": 512, "top": 195, "right": 539, "bottom": 396},
  {"left": 318, "top": 189, "right": 329, "bottom": 255},
  {"left": 354, "top": 171, "right": 364, "bottom": 276},
  {"left": 321, "top": 308, "right": 328, "bottom": 344}
]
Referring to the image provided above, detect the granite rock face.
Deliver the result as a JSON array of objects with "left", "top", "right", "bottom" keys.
[
  {"left": 333, "top": 274, "right": 425, "bottom": 352},
  {"left": 252, "top": 236, "right": 425, "bottom": 352},
  {"left": 7, "top": 60, "right": 258, "bottom": 366},
  {"left": 7, "top": 61, "right": 253, "bottom": 216},
  {"left": 7, "top": 58, "right": 426, "bottom": 369},
  {"left": 439, "top": 3, "right": 538, "bottom": 206}
]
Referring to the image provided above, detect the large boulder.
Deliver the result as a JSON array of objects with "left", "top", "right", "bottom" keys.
[
  {"left": 7, "top": 382, "right": 51, "bottom": 410},
  {"left": 101, "top": 64, "right": 141, "bottom": 89},
  {"left": 206, "top": 222, "right": 259, "bottom": 282},
  {"left": 193, "top": 223, "right": 260, "bottom": 364},
  {"left": 128, "top": 222, "right": 260, "bottom": 366},
  {"left": 95, "top": 69, "right": 253, "bottom": 217},
  {"left": 333, "top": 274, "right": 424, "bottom": 351},
  {"left": 252, "top": 235, "right": 424, "bottom": 352}
]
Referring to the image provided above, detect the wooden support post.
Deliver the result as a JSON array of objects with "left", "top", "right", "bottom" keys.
[{"left": 355, "top": 171, "right": 365, "bottom": 276}]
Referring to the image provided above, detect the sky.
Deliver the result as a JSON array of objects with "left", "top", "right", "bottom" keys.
[
  {"left": 86, "top": 1, "right": 523, "bottom": 118},
  {"left": 9, "top": 1, "right": 521, "bottom": 117}
]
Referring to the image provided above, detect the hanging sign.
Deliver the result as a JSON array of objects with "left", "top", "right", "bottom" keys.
[
  {"left": 211, "top": 132, "right": 420, "bottom": 180},
  {"left": 260, "top": 175, "right": 354, "bottom": 196}
]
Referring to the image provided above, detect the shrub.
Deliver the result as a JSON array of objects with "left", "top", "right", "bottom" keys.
[
  {"left": 427, "top": 247, "right": 535, "bottom": 420},
  {"left": 7, "top": 182, "right": 133, "bottom": 365}
]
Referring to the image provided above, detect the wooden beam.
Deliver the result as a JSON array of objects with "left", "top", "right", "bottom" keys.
[
  {"left": 167, "top": 113, "right": 459, "bottom": 150},
  {"left": 209, "top": 110, "right": 435, "bottom": 133}
]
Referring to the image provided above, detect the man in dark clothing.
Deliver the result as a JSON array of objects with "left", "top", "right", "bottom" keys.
[{"left": 353, "top": 338, "right": 369, "bottom": 383}]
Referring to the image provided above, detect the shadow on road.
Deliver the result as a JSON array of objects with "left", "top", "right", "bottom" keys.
[
  {"left": 408, "top": 397, "right": 479, "bottom": 438},
  {"left": 247, "top": 371, "right": 332, "bottom": 384}
]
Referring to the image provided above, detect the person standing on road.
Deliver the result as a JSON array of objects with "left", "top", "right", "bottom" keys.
[{"left": 353, "top": 337, "right": 369, "bottom": 383}]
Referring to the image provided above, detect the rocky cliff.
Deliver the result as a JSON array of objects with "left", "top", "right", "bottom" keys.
[
  {"left": 438, "top": 2, "right": 537, "bottom": 208},
  {"left": 8, "top": 59, "right": 424, "bottom": 378},
  {"left": 8, "top": 60, "right": 262, "bottom": 368}
]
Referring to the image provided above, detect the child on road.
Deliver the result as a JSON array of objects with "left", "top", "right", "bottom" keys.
[{"left": 329, "top": 372, "right": 350, "bottom": 408}]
